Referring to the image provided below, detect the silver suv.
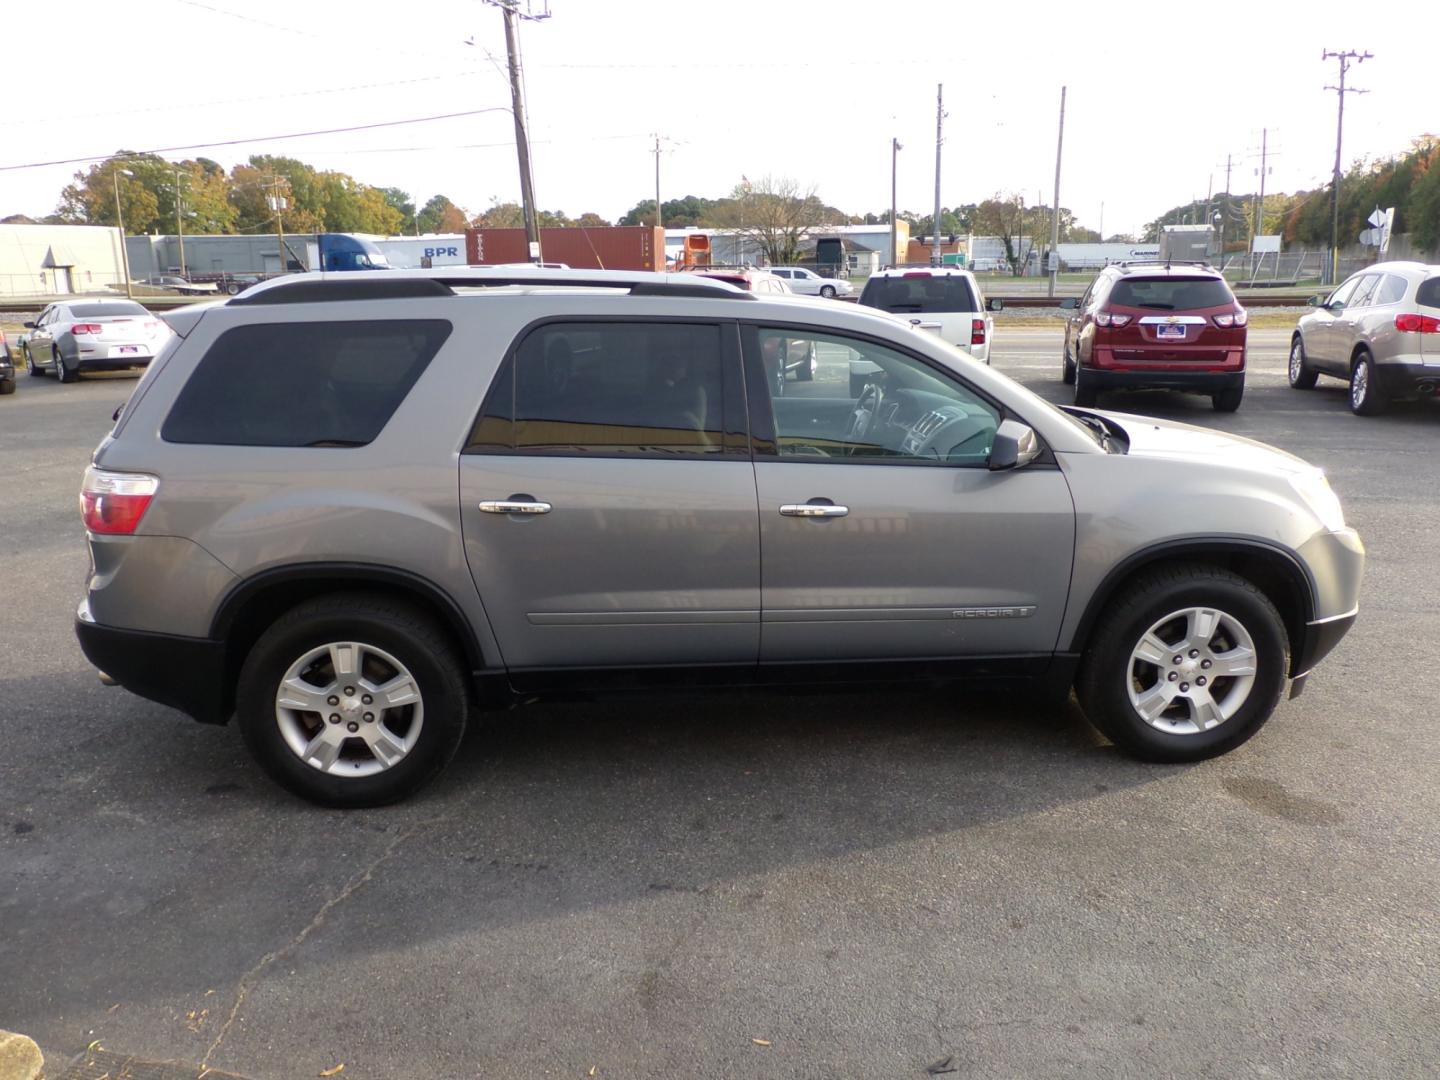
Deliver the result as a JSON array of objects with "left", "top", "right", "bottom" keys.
[{"left": 76, "top": 269, "right": 1364, "bottom": 806}]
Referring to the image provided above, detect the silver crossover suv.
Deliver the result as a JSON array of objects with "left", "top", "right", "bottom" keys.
[
  {"left": 1289, "top": 261, "right": 1440, "bottom": 414},
  {"left": 76, "top": 269, "right": 1364, "bottom": 805}
]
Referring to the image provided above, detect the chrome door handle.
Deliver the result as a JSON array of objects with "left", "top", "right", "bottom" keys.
[
  {"left": 779, "top": 503, "right": 849, "bottom": 518},
  {"left": 479, "top": 499, "right": 552, "bottom": 515}
]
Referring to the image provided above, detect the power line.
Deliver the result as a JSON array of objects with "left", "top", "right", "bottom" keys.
[{"left": 0, "top": 109, "right": 512, "bottom": 173}]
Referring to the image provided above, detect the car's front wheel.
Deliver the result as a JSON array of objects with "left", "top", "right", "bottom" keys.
[
  {"left": 820, "top": 285, "right": 836, "bottom": 298},
  {"left": 235, "top": 594, "right": 469, "bottom": 806},
  {"left": 1349, "top": 352, "right": 1386, "bottom": 416},
  {"left": 1288, "top": 337, "right": 1317, "bottom": 389},
  {"left": 24, "top": 345, "right": 39, "bottom": 377},
  {"left": 1076, "top": 564, "right": 1288, "bottom": 762}
]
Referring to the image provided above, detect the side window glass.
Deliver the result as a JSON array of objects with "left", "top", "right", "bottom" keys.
[
  {"left": 1374, "top": 275, "right": 1407, "bottom": 306},
  {"left": 469, "top": 322, "right": 727, "bottom": 456},
  {"left": 162, "top": 320, "right": 450, "bottom": 447},
  {"left": 1327, "top": 277, "right": 1361, "bottom": 308},
  {"left": 1349, "top": 275, "right": 1380, "bottom": 308},
  {"left": 756, "top": 328, "right": 1000, "bottom": 467}
]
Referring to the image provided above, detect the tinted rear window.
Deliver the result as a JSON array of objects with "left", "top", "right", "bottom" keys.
[
  {"left": 71, "top": 302, "right": 149, "bottom": 317},
  {"left": 1417, "top": 277, "right": 1440, "bottom": 309},
  {"left": 162, "top": 319, "right": 450, "bottom": 447},
  {"left": 1108, "top": 277, "right": 1234, "bottom": 310},
  {"left": 860, "top": 275, "right": 976, "bottom": 313}
]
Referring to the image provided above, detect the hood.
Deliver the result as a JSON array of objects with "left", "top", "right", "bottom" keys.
[{"left": 1090, "top": 409, "right": 1319, "bottom": 478}]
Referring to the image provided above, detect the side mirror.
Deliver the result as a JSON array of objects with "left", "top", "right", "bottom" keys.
[
  {"left": 989, "top": 419, "right": 1041, "bottom": 471},
  {"left": 986, "top": 297, "right": 1004, "bottom": 312},
  {"left": 23, "top": 321, "right": 35, "bottom": 329},
  {"left": 1058, "top": 297, "right": 1080, "bottom": 310}
]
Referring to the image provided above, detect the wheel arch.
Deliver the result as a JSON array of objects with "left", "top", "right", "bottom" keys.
[
  {"left": 1068, "top": 539, "right": 1316, "bottom": 676},
  {"left": 211, "top": 563, "right": 496, "bottom": 719}
]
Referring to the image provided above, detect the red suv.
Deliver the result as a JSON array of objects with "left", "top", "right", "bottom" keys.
[{"left": 1061, "top": 262, "right": 1249, "bottom": 412}]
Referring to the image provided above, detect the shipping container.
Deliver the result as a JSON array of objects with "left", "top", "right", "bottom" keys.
[{"left": 465, "top": 226, "right": 665, "bottom": 271}]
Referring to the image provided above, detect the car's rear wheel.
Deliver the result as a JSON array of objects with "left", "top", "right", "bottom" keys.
[
  {"left": 1073, "top": 363, "right": 1097, "bottom": 407},
  {"left": 1062, "top": 341, "right": 1076, "bottom": 385},
  {"left": 54, "top": 349, "right": 76, "bottom": 383},
  {"left": 1288, "top": 337, "right": 1317, "bottom": 389},
  {"left": 1349, "top": 352, "right": 1386, "bottom": 416},
  {"left": 235, "top": 594, "right": 468, "bottom": 806},
  {"left": 0, "top": 376, "right": 14, "bottom": 395},
  {"left": 1076, "top": 564, "right": 1288, "bottom": 762},
  {"left": 1212, "top": 385, "right": 1244, "bottom": 412}
]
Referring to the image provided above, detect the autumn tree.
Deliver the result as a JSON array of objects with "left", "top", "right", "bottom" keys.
[
  {"left": 416, "top": 195, "right": 468, "bottom": 233},
  {"left": 701, "top": 176, "right": 838, "bottom": 265}
]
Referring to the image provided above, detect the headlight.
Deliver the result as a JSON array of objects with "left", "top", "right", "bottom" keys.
[{"left": 1290, "top": 469, "right": 1346, "bottom": 532}]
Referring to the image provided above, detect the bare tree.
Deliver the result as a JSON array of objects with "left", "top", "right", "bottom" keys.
[
  {"left": 702, "top": 175, "right": 837, "bottom": 265},
  {"left": 972, "top": 194, "right": 1039, "bottom": 276}
]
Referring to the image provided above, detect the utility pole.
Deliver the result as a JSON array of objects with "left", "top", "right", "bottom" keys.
[
  {"left": 932, "top": 83, "right": 944, "bottom": 266},
  {"left": 1323, "top": 48, "right": 1372, "bottom": 284},
  {"left": 652, "top": 134, "right": 663, "bottom": 233},
  {"left": 1250, "top": 128, "right": 1268, "bottom": 254},
  {"left": 486, "top": 0, "right": 550, "bottom": 263},
  {"left": 174, "top": 169, "right": 188, "bottom": 277},
  {"left": 1047, "top": 85, "right": 1066, "bottom": 296},
  {"left": 1098, "top": 201, "right": 1104, "bottom": 242},
  {"left": 890, "top": 137, "right": 902, "bottom": 266},
  {"left": 1220, "top": 153, "right": 1232, "bottom": 258},
  {"left": 112, "top": 166, "right": 133, "bottom": 299},
  {"left": 269, "top": 176, "right": 286, "bottom": 277}
]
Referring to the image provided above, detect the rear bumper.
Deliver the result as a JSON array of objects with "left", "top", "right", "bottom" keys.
[
  {"left": 76, "top": 604, "right": 229, "bottom": 724},
  {"left": 1082, "top": 367, "right": 1244, "bottom": 393},
  {"left": 1375, "top": 361, "right": 1440, "bottom": 397}
]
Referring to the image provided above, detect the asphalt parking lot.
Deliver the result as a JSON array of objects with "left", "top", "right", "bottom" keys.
[{"left": 3, "top": 326, "right": 1438, "bottom": 1079}]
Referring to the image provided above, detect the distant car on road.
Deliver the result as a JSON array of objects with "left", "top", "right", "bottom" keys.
[
  {"left": 23, "top": 299, "right": 171, "bottom": 382},
  {"left": 1288, "top": 262, "right": 1440, "bottom": 415},
  {"left": 770, "top": 266, "right": 852, "bottom": 298},
  {"left": 1060, "top": 261, "right": 1248, "bottom": 412},
  {"left": 139, "top": 275, "right": 219, "bottom": 296}
]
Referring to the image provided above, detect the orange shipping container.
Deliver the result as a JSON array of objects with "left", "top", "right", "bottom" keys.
[{"left": 465, "top": 226, "right": 665, "bottom": 271}]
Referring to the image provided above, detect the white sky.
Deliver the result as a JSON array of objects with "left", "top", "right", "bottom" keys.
[{"left": 2, "top": 0, "right": 1428, "bottom": 238}]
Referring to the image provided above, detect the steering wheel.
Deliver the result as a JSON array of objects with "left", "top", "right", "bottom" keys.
[{"left": 844, "top": 382, "right": 885, "bottom": 444}]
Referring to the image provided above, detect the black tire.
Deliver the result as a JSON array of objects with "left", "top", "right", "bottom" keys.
[
  {"left": 1076, "top": 563, "right": 1288, "bottom": 763},
  {"left": 0, "top": 377, "right": 14, "bottom": 396},
  {"left": 1212, "top": 385, "right": 1244, "bottom": 412},
  {"left": 1073, "top": 363, "right": 1097, "bottom": 407},
  {"left": 54, "top": 348, "right": 76, "bottom": 382},
  {"left": 24, "top": 345, "right": 40, "bottom": 377},
  {"left": 1287, "top": 336, "right": 1317, "bottom": 390},
  {"left": 1062, "top": 340, "right": 1076, "bottom": 385},
  {"left": 795, "top": 343, "right": 815, "bottom": 381},
  {"left": 235, "top": 593, "right": 469, "bottom": 807},
  {"left": 1349, "top": 352, "right": 1386, "bottom": 416},
  {"left": 225, "top": 282, "right": 242, "bottom": 295},
  {"left": 819, "top": 285, "right": 836, "bottom": 299}
]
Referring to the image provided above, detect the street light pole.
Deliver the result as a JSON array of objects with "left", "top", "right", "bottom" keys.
[
  {"left": 174, "top": 169, "right": 188, "bottom": 277},
  {"left": 112, "top": 166, "right": 133, "bottom": 299},
  {"left": 890, "top": 137, "right": 902, "bottom": 267},
  {"left": 932, "top": 83, "right": 944, "bottom": 266},
  {"left": 1047, "top": 85, "right": 1066, "bottom": 297}
]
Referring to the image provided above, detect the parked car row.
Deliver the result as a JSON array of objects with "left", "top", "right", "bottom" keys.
[{"left": 20, "top": 299, "right": 171, "bottom": 382}]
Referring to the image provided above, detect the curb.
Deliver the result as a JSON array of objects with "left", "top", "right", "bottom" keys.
[{"left": 0, "top": 1030, "right": 43, "bottom": 1080}]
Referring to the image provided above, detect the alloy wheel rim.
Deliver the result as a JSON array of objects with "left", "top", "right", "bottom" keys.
[
  {"left": 1127, "top": 606, "right": 1257, "bottom": 735},
  {"left": 1290, "top": 343, "right": 1302, "bottom": 381},
  {"left": 274, "top": 641, "right": 424, "bottom": 776},
  {"left": 1352, "top": 363, "right": 1368, "bottom": 406}
]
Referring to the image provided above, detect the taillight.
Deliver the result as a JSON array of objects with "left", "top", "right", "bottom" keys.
[
  {"left": 1094, "top": 311, "right": 1132, "bottom": 328},
  {"left": 80, "top": 467, "right": 158, "bottom": 535},
  {"left": 1213, "top": 309, "right": 1249, "bottom": 328},
  {"left": 902, "top": 271, "right": 931, "bottom": 278},
  {"left": 71, "top": 323, "right": 103, "bottom": 335},
  {"left": 1395, "top": 313, "right": 1440, "bottom": 333},
  {"left": 971, "top": 318, "right": 986, "bottom": 345}
]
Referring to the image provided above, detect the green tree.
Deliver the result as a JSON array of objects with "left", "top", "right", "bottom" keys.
[
  {"left": 575, "top": 211, "right": 611, "bottom": 227},
  {"left": 416, "top": 195, "right": 467, "bottom": 233},
  {"left": 57, "top": 153, "right": 166, "bottom": 232},
  {"left": 379, "top": 187, "right": 416, "bottom": 233}
]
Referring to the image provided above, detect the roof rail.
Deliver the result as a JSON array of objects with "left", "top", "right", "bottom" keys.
[{"left": 229, "top": 268, "right": 755, "bottom": 305}]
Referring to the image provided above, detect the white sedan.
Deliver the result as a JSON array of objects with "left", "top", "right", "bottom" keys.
[{"left": 769, "top": 266, "right": 852, "bottom": 298}]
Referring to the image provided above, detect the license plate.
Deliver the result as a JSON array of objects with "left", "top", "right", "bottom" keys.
[
  {"left": 1156, "top": 324, "right": 1187, "bottom": 340},
  {"left": 119, "top": 346, "right": 138, "bottom": 353}
]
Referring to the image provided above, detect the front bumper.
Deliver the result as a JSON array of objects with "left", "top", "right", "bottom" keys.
[{"left": 76, "top": 603, "right": 229, "bottom": 724}]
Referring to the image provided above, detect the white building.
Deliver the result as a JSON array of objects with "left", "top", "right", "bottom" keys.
[{"left": 0, "top": 224, "right": 128, "bottom": 298}]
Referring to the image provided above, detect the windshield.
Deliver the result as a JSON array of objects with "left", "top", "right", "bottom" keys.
[
  {"left": 1108, "top": 277, "right": 1234, "bottom": 310},
  {"left": 860, "top": 274, "right": 976, "bottom": 313}
]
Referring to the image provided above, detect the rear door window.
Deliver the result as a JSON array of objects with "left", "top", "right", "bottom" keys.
[
  {"left": 859, "top": 274, "right": 977, "bottom": 313},
  {"left": 1107, "top": 277, "right": 1234, "bottom": 310},
  {"left": 466, "top": 321, "right": 737, "bottom": 457},
  {"left": 1348, "top": 275, "right": 1380, "bottom": 308},
  {"left": 162, "top": 319, "right": 450, "bottom": 447}
]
